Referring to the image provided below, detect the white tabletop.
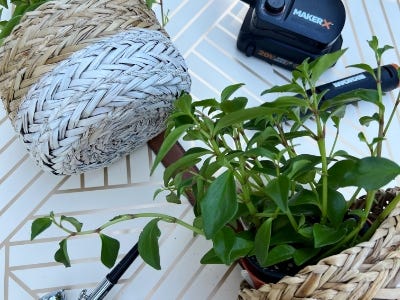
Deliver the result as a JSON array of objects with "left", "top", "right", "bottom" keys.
[{"left": 1, "top": 0, "right": 400, "bottom": 299}]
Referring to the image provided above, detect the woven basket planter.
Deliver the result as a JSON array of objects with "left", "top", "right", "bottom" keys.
[
  {"left": 239, "top": 190, "right": 400, "bottom": 300},
  {"left": 0, "top": 0, "right": 191, "bottom": 175}
]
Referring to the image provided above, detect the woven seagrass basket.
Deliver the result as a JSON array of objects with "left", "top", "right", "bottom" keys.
[
  {"left": 239, "top": 188, "right": 400, "bottom": 300},
  {"left": 0, "top": 0, "right": 191, "bottom": 175}
]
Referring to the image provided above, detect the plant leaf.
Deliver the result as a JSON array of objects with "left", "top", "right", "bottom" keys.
[
  {"left": 261, "top": 82, "right": 304, "bottom": 95},
  {"left": 264, "top": 176, "right": 290, "bottom": 213},
  {"left": 310, "top": 49, "right": 346, "bottom": 84},
  {"left": 359, "top": 113, "right": 379, "bottom": 126},
  {"left": 348, "top": 63, "right": 376, "bottom": 78},
  {"left": 100, "top": 234, "right": 120, "bottom": 268},
  {"left": 174, "top": 93, "right": 192, "bottom": 114},
  {"left": 326, "top": 188, "right": 347, "bottom": 227},
  {"left": 200, "top": 248, "right": 223, "bottom": 264},
  {"left": 200, "top": 170, "right": 237, "bottom": 239},
  {"left": 221, "top": 83, "right": 244, "bottom": 101},
  {"left": 264, "top": 245, "right": 296, "bottom": 266},
  {"left": 221, "top": 97, "right": 248, "bottom": 113},
  {"left": 138, "top": 219, "right": 162, "bottom": 270},
  {"left": 328, "top": 157, "right": 400, "bottom": 190},
  {"left": 165, "top": 191, "right": 181, "bottom": 203},
  {"left": 212, "top": 227, "right": 235, "bottom": 265},
  {"left": 151, "top": 124, "right": 193, "bottom": 174},
  {"left": 211, "top": 228, "right": 253, "bottom": 264},
  {"left": 214, "top": 106, "right": 284, "bottom": 134},
  {"left": 283, "top": 154, "right": 321, "bottom": 181},
  {"left": 289, "top": 189, "right": 320, "bottom": 208},
  {"left": 31, "top": 217, "right": 52, "bottom": 240},
  {"left": 293, "top": 248, "right": 320, "bottom": 266},
  {"left": 163, "top": 147, "right": 209, "bottom": 185},
  {"left": 270, "top": 96, "right": 309, "bottom": 108},
  {"left": 60, "top": 215, "right": 83, "bottom": 232},
  {"left": 54, "top": 239, "right": 71, "bottom": 267},
  {"left": 254, "top": 218, "right": 273, "bottom": 266},
  {"left": 313, "top": 224, "right": 347, "bottom": 247},
  {"left": 320, "top": 89, "right": 382, "bottom": 111}
]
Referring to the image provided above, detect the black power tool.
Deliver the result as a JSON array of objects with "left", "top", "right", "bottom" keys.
[{"left": 237, "top": 0, "right": 346, "bottom": 70}]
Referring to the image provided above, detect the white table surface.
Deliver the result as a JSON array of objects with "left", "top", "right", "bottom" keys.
[{"left": 1, "top": 0, "right": 400, "bottom": 299}]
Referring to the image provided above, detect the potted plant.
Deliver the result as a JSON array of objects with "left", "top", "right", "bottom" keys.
[{"left": 31, "top": 37, "right": 400, "bottom": 298}]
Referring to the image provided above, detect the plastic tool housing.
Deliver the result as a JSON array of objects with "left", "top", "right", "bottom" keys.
[{"left": 237, "top": 0, "right": 346, "bottom": 69}]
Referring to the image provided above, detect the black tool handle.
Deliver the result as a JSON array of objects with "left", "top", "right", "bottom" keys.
[
  {"left": 317, "top": 64, "right": 399, "bottom": 102},
  {"left": 106, "top": 243, "right": 139, "bottom": 284}
]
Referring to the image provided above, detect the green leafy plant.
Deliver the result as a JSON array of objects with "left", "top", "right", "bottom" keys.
[
  {"left": 0, "top": 0, "right": 51, "bottom": 45},
  {"left": 31, "top": 37, "right": 400, "bottom": 272}
]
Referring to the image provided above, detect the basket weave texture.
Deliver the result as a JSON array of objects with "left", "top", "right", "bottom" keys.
[
  {"left": 239, "top": 199, "right": 400, "bottom": 299},
  {"left": 0, "top": 0, "right": 191, "bottom": 174}
]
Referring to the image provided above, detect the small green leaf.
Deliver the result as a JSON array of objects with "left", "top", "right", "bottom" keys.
[
  {"left": 163, "top": 147, "right": 210, "bottom": 185},
  {"left": 377, "top": 45, "right": 393, "bottom": 57},
  {"left": 293, "top": 248, "right": 320, "bottom": 266},
  {"left": 313, "top": 224, "right": 347, "bottom": 247},
  {"left": 200, "top": 248, "right": 223, "bottom": 264},
  {"left": 368, "top": 36, "right": 379, "bottom": 51},
  {"left": 212, "top": 227, "right": 235, "bottom": 265},
  {"left": 221, "top": 97, "right": 248, "bottom": 113},
  {"left": 214, "top": 106, "right": 285, "bottom": 134},
  {"left": 283, "top": 155, "right": 321, "bottom": 181},
  {"left": 108, "top": 214, "right": 134, "bottom": 222},
  {"left": 174, "top": 93, "right": 192, "bottom": 114},
  {"left": 261, "top": 82, "right": 304, "bottom": 95},
  {"left": 270, "top": 96, "right": 309, "bottom": 108},
  {"left": 201, "top": 170, "right": 237, "bottom": 239},
  {"left": 192, "top": 98, "right": 219, "bottom": 109},
  {"left": 289, "top": 189, "right": 320, "bottom": 208},
  {"left": 264, "top": 176, "right": 290, "bottom": 213},
  {"left": 151, "top": 124, "right": 193, "bottom": 174},
  {"left": 100, "top": 234, "right": 120, "bottom": 268},
  {"left": 221, "top": 83, "right": 244, "bottom": 101},
  {"left": 138, "top": 219, "right": 162, "bottom": 270},
  {"left": 326, "top": 189, "right": 347, "bottom": 227},
  {"left": 54, "top": 239, "right": 71, "bottom": 268},
  {"left": 320, "top": 89, "right": 382, "bottom": 111},
  {"left": 31, "top": 217, "right": 52, "bottom": 240},
  {"left": 264, "top": 245, "right": 296, "bottom": 266},
  {"left": 359, "top": 113, "right": 379, "bottom": 126},
  {"left": 153, "top": 188, "right": 165, "bottom": 200},
  {"left": 145, "top": 0, "right": 157, "bottom": 9},
  {"left": 254, "top": 218, "right": 273, "bottom": 266},
  {"left": 166, "top": 191, "right": 181, "bottom": 204},
  {"left": 310, "top": 49, "right": 346, "bottom": 84},
  {"left": 211, "top": 228, "right": 253, "bottom": 265},
  {"left": 348, "top": 63, "right": 376, "bottom": 78},
  {"left": 61, "top": 215, "right": 83, "bottom": 232}
]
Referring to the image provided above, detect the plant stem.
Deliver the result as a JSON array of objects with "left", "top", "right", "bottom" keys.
[
  {"left": 54, "top": 213, "right": 204, "bottom": 237},
  {"left": 383, "top": 91, "right": 400, "bottom": 137},
  {"left": 328, "top": 123, "right": 340, "bottom": 158},
  {"left": 375, "top": 61, "right": 384, "bottom": 157},
  {"left": 346, "top": 187, "right": 362, "bottom": 209}
]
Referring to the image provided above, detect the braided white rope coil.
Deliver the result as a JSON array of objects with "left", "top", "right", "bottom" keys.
[{"left": 14, "top": 29, "right": 191, "bottom": 174}]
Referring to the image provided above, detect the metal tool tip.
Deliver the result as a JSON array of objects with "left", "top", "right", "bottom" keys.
[{"left": 38, "top": 290, "right": 66, "bottom": 300}]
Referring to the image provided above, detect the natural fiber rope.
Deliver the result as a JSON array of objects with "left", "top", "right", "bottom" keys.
[
  {"left": 0, "top": 0, "right": 166, "bottom": 122},
  {"left": 13, "top": 28, "right": 190, "bottom": 174},
  {"left": 0, "top": 0, "right": 191, "bottom": 174},
  {"left": 239, "top": 199, "right": 400, "bottom": 299}
]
